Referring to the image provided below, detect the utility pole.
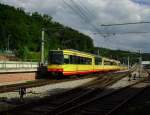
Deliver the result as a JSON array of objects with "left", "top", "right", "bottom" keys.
[
  {"left": 41, "top": 28, "right": 45, "bottom": 64},
  {"left": 6, "top": 34, "right": 11, "bottom": 51},
  {"left": 127, "top": 56, "right": 130, "bottom": 70},
  {"left": 8, "top": 35, "right": 10, "bottom": 51},
  {"left": 97, "top": 49, "right": 100, "bottom": 55},
  {"left": 139, "top": 49, "right": 142, "bottom": 78}
]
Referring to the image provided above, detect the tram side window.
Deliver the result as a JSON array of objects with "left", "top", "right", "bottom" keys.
[
  {"left": 111, "top": 62, "right": 119, "bottom": 65},
  {"left": 86, "top": 58, "right": 92, "bottom": 65},
  {"left": 79, "top": 57, "right": 92, "bottom": 65},
  {"left": 63, "top": 55, "right": 92, "bottom": 65},
  {"left": 79, "top": 57, "right": 82, "bottom": 64},
  {"left": 95, "top": 57, "right": 102, "bottom": 65},
  {"left": 83, "top": 57, "right": 87, "bottom": 64},
  {"left": 83, "top": 58, "right": 86, "bottom": 64},
  {"left": 112, "top": 62, "right": 117, "bottom": 65},
  {"left": 80, "top": 57, "right": 84, "bottom": 64},
  {"left": 64, "top": 55, "right": 70, "bottom": 64},
  {"left": 76, "top": 56, "right": 80, "bottom": 64},
  {"left": 74, "top": 56, "right": 92, "bottom": 65},
  {"left": 70, "top": 55, "right": 77, "bottom": 64},
  {"left": 104, "top": 61, "right": 111, "bottom": 65}
]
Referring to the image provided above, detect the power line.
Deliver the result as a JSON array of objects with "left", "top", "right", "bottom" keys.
[
  {"left": 78, "top": 0, "right": 96, "bottom": 20},
  {"left": 63, "top": 0, "right": 87, "bottom": 22},
  {"left": 76, "top": 0, "right": 103, "bottom": 34},
  {"left": 69, "top": 0, "right": 97, "bottom": 29},
  {"left": 93, "top": 31, "right": 150, "bottom": 35},
  {"left": 101, "top": 21, "right": 150, "bottom": 26},
  {"left": 62, "top": 0, "right": 88, "bottom": 24},
  {"left": 63, "top": 0, "right": 102, "bottom": 35},
  {"left": 100, "top": 21, "right": 150, "bottom": 35},
  {"left": 63, "top": 1, "right": 150, "bottom": 36}
]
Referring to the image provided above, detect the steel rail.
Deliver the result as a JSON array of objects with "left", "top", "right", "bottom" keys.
[
  {"left": 106, "top": 86, "right": 147, "bottom": 115},
  {"left": 0, "top": 70, "right": 130, "bottom": 115},
  {"left": 50, "top": 74, "right": 125, "bottom": 114},
  {"left": 57, "top": 78, "right": 147, "bottom": 115},
  {"left": 0, "top": 74, "right": 97, "bottom": 93}
]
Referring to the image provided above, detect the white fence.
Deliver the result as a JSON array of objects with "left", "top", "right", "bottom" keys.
[{"left": 0, "top": 61, "right": 38, "bottom": 73}]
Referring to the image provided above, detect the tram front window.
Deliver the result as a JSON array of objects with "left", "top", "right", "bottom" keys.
[{"left": 48, "top": 51, "right": 63, "bottom": 64}]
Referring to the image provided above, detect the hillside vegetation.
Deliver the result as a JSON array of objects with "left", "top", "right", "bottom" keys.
[
  {"left": 0, "top": 3, "right": 93, "bottom": 60},
  {"left": 0, "top": 3, "right": 149, "bottom": 63},
  {"left": 94, "top": 47, "right": 150, "bottom": 65}
]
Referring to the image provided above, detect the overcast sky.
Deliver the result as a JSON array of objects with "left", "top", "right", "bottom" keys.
[{"left": 1, "top": 0, "right": 150, "bottom": 53}]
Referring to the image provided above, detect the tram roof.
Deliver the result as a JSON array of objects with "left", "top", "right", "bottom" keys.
[{"left": 49, "top": 49, "right": 120, "bottom": 63}]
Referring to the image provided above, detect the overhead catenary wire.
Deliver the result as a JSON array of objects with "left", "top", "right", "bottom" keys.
[
  {"left": 78, "top": 0, "right": 96, "bottom": 20},
  {"left": 62, "top": 0, "right": 93, "bottom": 31},
  {"left": 93, "top": 31, "right": 150, "bottom": 35},
  {"left": 100, "top": 21, "right": 150, "bottom": 35},
  {"left": 71, "top": 0, "right": 94, "bottom": 22},
  {"left": 62, "top": 0, "right": 87, "bottom": 21},
  {"left": 63, "top": 0, "right": 117, "bottom": 38},
  {"left": 76, "top": 0, "right": 106, "bottom": 36},
  {"left": 101, "top": 21, "right": 150, "bottom": 26},
  {"left": 63, "top": 0, "right": 150, "bottom": 36},
  {"left": 63, "top": 0, "right": 102, "bottom": 35}
]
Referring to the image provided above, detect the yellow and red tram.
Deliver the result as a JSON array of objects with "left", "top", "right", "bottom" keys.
[{"left": 47, "top": 49, "right": 127, "bottom": 76}]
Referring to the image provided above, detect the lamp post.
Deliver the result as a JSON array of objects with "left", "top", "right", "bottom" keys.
[{"left": 7, "top": 34, "right": 11, "bottom": 51}]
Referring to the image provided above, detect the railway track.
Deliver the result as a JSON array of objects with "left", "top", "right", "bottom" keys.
[
  {"left": 0, "top": 74, "right": 99, "bottom": 93},
  {"left": 113, "top": 83, "right": 150, "bottom": 115},
  {"left": 0, "top": 70, "right": 131, "bottom": 115},
  {"left": 55, "top": 79, "right": 148, "bottom": 115},
  {"left": 113, "top": 70, "right": 150, "bottom": 115},
  {"left": 0, "top": 69, "right": 131, "bottom": 94}
]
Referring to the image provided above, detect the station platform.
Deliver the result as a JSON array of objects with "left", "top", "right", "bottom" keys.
[
  {"left": 0, "top": 73, "right": 35, "bottom": 85},
  {"left": 0, "top": 68, "right": 37, "bottom": 73},
  {"left": 0, "top": 61, "right": 38, "bottom": 73}
]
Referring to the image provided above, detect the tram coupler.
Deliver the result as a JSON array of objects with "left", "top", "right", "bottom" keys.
[{"left": 36, "top": 63, "right": 48, "bottom": 79}]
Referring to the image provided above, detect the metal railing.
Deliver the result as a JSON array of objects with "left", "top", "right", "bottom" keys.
[{"left": 0, "top": 61, "right": 38, "bottom": 70}]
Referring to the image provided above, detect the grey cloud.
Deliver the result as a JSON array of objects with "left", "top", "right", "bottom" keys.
[{"left": 131, "top": 0, "right": 150, "bottom": 6}]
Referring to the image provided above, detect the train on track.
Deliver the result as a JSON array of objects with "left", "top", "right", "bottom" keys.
[{"left": 39, "top": 49, "right": 127, "bottom": 78}]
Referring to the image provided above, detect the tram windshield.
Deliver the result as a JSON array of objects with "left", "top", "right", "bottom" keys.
[{"left": 48, "top": 51, "right": 64, "bottom": 64}]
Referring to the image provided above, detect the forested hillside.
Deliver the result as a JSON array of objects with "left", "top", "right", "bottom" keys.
[
  {"left": 94, "top": 47, "right": 150, "bottom": 64},
  {"left": 0, "top": 3, "right": 94, "bottom": 60},
  {"left": 0, "top": 3, "right": 149, "bottom": 63}
]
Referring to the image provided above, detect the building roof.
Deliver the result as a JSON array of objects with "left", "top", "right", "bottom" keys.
[{"left": 142, "top": 61, "right": 150, "bottom": 65}]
